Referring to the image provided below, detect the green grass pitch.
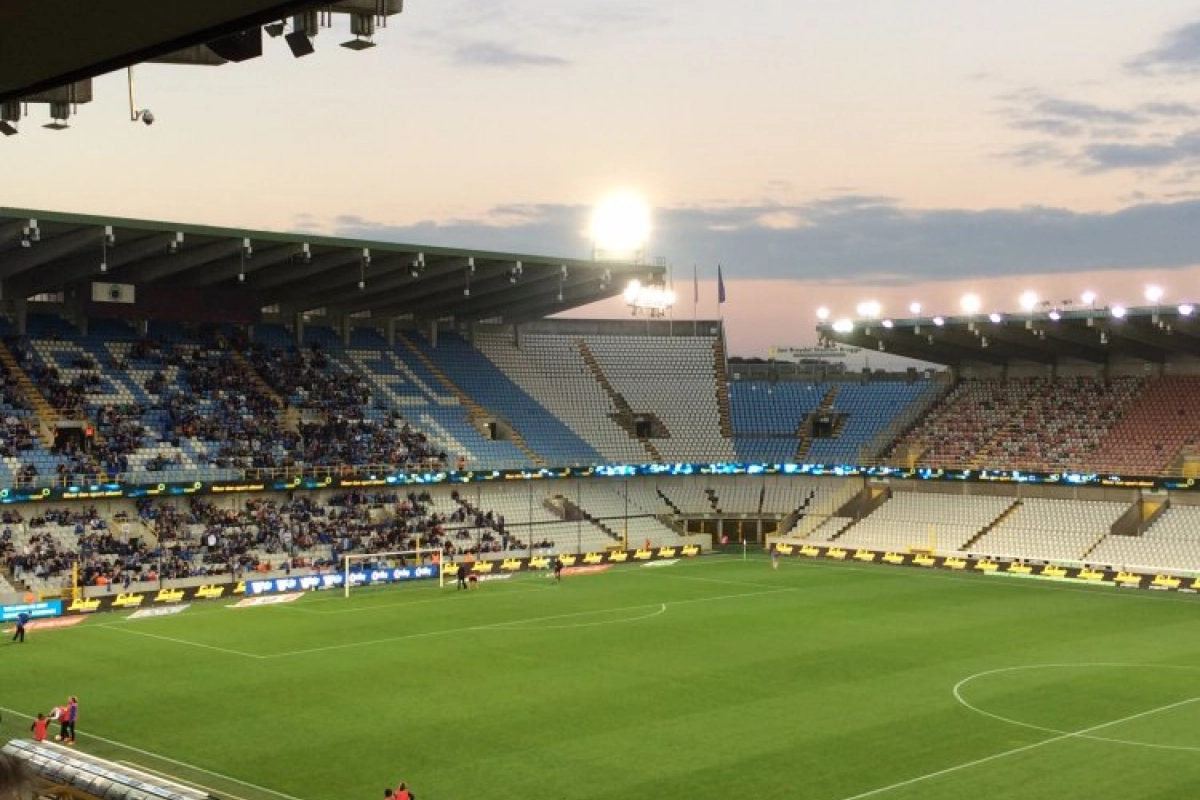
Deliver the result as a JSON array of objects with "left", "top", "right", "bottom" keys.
[{"left": 4, "top": 555, "right": 1200, "bottom": 800}]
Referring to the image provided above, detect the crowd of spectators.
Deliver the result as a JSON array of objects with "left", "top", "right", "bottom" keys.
[{"left": 0, "top": 485, "right": 550, "bottom": 592}]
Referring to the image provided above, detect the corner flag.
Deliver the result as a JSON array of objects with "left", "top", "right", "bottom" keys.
[{"left": 717, "top": 264, "right": 726, "bottom": 304}]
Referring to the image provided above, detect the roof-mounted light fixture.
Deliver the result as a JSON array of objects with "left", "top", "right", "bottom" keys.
[
  {"left": 0, "top": 102, "right": 20, "bottom": 136},
  {"left": 342, "top": 13, "right": 376, "bottom": 49}
]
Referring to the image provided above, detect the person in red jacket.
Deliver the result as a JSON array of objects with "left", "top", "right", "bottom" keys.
[
  {"left": 30, "top": 713, "right": 49, "bottom": 742},
  {"left": 394, "top": 782, "right": 414, "bottom": 800}
]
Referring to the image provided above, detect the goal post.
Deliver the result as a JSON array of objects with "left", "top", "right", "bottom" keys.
[{"left": 341, "top": 547, "right": 430, "bottom": 598}]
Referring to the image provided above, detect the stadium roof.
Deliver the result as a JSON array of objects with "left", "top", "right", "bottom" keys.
[
  {"left": 0, "top": 1, "right": 335, "bottom": 105},
  {"left": 0, "top": 208, "right": 659, "bottom": 325},
  {"left": 819, "top": 304, "right": 1200, "bottom": 367}
]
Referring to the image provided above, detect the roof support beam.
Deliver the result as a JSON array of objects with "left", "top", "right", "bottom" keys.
[
  {"left": 249, "top": 248, "right": 361, "bottom": 291},
  {"left": 0, "top": 227, "right": 99, "bottom": 280},
  {"left": 176, "top": 243, "right": 304, "bottom": 287},
  {"left": 121, "top": 239, "right": 243, "bottom": 283},
  {"left": 8, "top": 232, "right": 177, "bottom": 298}
]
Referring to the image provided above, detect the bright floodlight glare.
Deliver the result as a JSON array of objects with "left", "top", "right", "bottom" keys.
[
  {"left": 816, "top": 306, "right": 830, "bottom": 321},
  {"left": 988, "top": 312, "right": 1002, "bottom": 323},
  {"left": 933, "top": 316, "right": 945, "bottom": 326},
  {"left": 1179, "top": 303, "right": 1195, "bottom": 316},
  {"left": 1145, "top": 284, "right": 1164, "bottom": 303},
  {"left": 622, "top": 279, "right": 642, "bottom": 304},
  {"left": 591, "top": 192, "right": 650, "bottom": 257},
  {"left": 1019, "top": 290, "right": 1038, "bottom": 312},
  {"left": 1081, "top": 290, "right": 1097, "bottom": 306},
  {"left": 855, "top": 300, "right": 881, "bottom": 318},
  {"left": 881, "top": 319, "right": 894, "bottom": 328},
  {"left": 832, "top": 318, "right": 854, "bottom": 333},
  {"left": 960, "top": 293, "right": 981, "bottom": 315},
  {"left": 909, "top": 302, "right": 922, "bottom": 315},
  {"left": 1048, "top": 309, "right": 1062, "bottom": 321},
  {"left": 1111, "top": 305, "right": 1127, "bottom": 319}
]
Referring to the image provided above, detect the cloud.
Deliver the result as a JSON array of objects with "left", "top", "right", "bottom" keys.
[
  {"left": 1032, "top": 96, "right": 1142, "bottom": 125},
  {"left": 452, "top": 41, "right": 569, "bottom": 68},
  {"left": 1141, "top": 101, "right": 1200, "bottom": 118},
  {"left": 1128, "top": 20, "right": 1200, "bottom": 74},
  {"left": 1000, "top": 87, "right": 1200, "bottom": 172},
  {"left": 324, "top": 196, "right": 1200, "bottom": 285},
  {"left": 1081, "top": 128, "right": 1200, "bottom": 171}
]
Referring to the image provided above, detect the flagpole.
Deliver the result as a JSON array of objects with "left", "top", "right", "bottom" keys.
[
  {"left": 692, "top": 263, "right": 698, "bottom": 336},
  {"left": 668, "top": 262, "right": 674, "bottom": 336}
]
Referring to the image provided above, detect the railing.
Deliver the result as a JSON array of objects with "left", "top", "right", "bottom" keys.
[{"left": 5, "top": 459, "right": 449, "bottom": 491}]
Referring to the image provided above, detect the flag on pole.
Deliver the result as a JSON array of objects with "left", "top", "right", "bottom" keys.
[
  {"left": 717, "top": 264, "right": 726, "bottom": 304},
  {"left": 693, "top": 264, "right": 699, "bottom": 305}
]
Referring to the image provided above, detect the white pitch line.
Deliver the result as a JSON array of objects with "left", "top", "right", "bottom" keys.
[
  {"left": 119, "top": 761, "right": 257, "bottom": 800},
  {"left": 94, "top": 624, "right": 264, "bottom": 659},
  {"left": 952, "top": 662, "right": 1200, "bottom": 753},
  {"left": 479, "top": 602, "right": 668, "bottom": 630},
  {"left": 0, "top": 706, "right": 310, "bottom": 800},
  {"left": 264, "top": 585, "right": 795, "bottom": 658},
  {"left": 834, "top": 695, "right": 1200, "bottom": 800}
]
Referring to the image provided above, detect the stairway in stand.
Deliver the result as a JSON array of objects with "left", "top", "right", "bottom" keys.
[
  {"left": 576, "top": 339, "right": 663, "bottom": 462},
  {"left": 230, "top": 352, "right": 285, "bottom": 409},
  {"left": 396, "top": 334, "right": 545, "bottom": 468},
  {"left": 0, "top": 341, "right": 59, "bottom": 448},
  {"left": 712, "top": 336, "right": 733, "bottom": 439},
  {"left": 795, "top": 385, "right": 840, "bottom": 462}
]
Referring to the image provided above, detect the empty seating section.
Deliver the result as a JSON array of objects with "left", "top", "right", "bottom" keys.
[
  {"left": 457, "top": 482, "right": 614, "bottom": 552},
  {"left": 826, "top": 492, "right": 1014, "bottom": 551},
  {"left": 807, "top": 516, "right": 855, "bottom": 539},
  {"left": 475, "top": 330, "right": 647, "bottom": 464},
  {"left": 409, "top": 332, "right": 599, "bottom": 467},
  {"left": 574, "top": 483, "right": 677, "bottom": 546},
  {"left": 1088, "top": 376, "right": 1200, "bottom": 475},
  {"left": 971, "top": 499, "right": 1130, "bottom": 562},
  {"left": 808, "top": 381, "right": 931, "bottom": 464},
  {"left": 1089, "top": 505, "right": 1200, "bottom": 571},
  {"left": 730, "top": 382, "right": 826, "bottom": 435},
  {"left": 584, "top": 334, "right": 735, "bottom": 462},
  {"left": 730, "top": 382, "right": 825, "bottom": 462}
]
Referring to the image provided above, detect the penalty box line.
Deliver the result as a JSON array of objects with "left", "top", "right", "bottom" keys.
[{"left": 834, "top": 695, "right": 1200, "bottom": 800}]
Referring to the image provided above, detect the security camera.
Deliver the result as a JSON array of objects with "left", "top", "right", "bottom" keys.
[{"left": 140, "top": 110, "right": 154, "bottom": 125}]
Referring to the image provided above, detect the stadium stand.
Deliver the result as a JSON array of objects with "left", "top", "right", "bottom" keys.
[
  {"left": 1088, "top": 504, "right": 1200, "bottom": 571},
  {"left": 1087, "top": 375, "right": 1200, "bottom": 475},
  {"left": 888, "top": 376, "right": 1157, "bottom": 472},
  {"left": 406, "top": 331, "right": 599, "bottom": 467},
  {"left": 474, "top": 329, "right": 651, "bottom": 464},
  {"left": 583, "top": 333, "right": 735, "bottom": 462},
  {"left": 970, "top": 498, "right": 1131, "bottom": 562},
  {"left": 819, "top": 491, "right": 1015, "bottom": 551}
]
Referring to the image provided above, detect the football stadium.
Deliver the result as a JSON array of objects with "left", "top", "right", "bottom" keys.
[{"left": 4, "top": 4, "right": 1200, "bottom": 800}]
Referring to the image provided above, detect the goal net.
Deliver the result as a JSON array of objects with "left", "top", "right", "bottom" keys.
[{"left": 341, "top": 548, "right": 432, "bottom": 598}]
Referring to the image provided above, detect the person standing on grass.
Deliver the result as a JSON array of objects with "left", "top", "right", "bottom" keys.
[
  {"left": 771, "top": 548, "right": 780, "bottom": 570},
  {"left": 394, "top": 781, "right": 414, "bottom": 800},
  {"left": 11, "top": 611, "right": 29, "bottom": 643},
  {"left": 61, "top": 697, "right": 77, "bottom": 745},
  {"left": 456, "top": 561, "right": 469, "bottom": 591},
  {"left": 552, "top": 555, "right": 564, "bottom": 583}
]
